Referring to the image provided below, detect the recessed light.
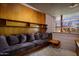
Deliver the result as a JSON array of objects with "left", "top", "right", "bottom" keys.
[{"left": 69, "top": 4, "right": 78, "bottom": 8}]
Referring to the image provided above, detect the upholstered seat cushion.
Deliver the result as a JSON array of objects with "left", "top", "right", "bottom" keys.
[
  {"left": 41, "top": 39, "right": 48, "bottom": 42},
  {"left": 19, "top": 42, "right": 35, "bottom": 48},
  {"left": 32, "top": 40, "right": 47, "bottom": 45},
  {"left": 6, "top": 36, "right": 19, "bottom": 46},
  {"left": 2, "top": 42, "right": 35, "bottom": 53},
  {"left": 0, "top": 36, "right": 9, "bottom": 51},
  {"left": 2, "top": 45, "right": 21, "bottom": 52}
]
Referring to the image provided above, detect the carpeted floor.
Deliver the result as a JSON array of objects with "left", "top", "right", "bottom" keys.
[{"left": 27, "top": 46, "right": 76, "bottom": 56}]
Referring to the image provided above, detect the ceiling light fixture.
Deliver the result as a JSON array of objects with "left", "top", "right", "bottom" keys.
[{"left": 69, "top": 3, "right": 78, "bottom": 8}]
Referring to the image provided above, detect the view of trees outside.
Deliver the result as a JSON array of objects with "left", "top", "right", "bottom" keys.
[
  {"left": 55, "top": 15, "right": 79, "bottom": 33},
  {"left": 63, "top": 15, "right": 79, "bottom": 33}
]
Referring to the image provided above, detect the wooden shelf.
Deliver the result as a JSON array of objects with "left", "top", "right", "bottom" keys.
[
  {"left": 0, "top": 25, "right": 27, "bottom": 28},
  {"left": 0, "top": 18, "right": 47, "bottom": 29}
]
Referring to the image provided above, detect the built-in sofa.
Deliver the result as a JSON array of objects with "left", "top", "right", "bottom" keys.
[{"left": 0, "top": 32, "right": 49, "bottom": 56}]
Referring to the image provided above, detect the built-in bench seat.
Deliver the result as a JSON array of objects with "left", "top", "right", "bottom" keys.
[{"left": 0, "top": 32, "right": 49, "bottom": 56}]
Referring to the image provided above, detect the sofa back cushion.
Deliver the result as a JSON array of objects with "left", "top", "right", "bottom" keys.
[
  {"left": 26, "top": 33, "right": 35, "bottom": 42},
  {"left": 41, "top": 33, "right": 48, "bottom": 39},
  {"left": 18, "top": 34, "right": 27, "bottom": 43},
  {"left": 0, "top": 36, "right": 9, "bottom": 51},
  {"left": 30, "top": 33, "right": 35, "bottom": 41},
  {"left": 26, "top": 34, "right": 30, "bottom": 42},
  {"left": 34, "top": 32, "right": 41, "bottom": 40},
  {"left": 6, "top": 35, "right": 19, "bottom": 46}
]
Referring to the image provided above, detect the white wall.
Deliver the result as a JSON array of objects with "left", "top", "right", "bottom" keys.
[
  {"left": 46, "top": 15, "right": 61, "bottom": 33},
  {"left": 46, "top": 14, "right": 56, "bottom": 33}
]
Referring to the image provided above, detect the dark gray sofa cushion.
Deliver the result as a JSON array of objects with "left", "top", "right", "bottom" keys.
[
  {"left": 2, "top": 42, "right": 35, "bottom": 53},
  {"left": 26, "top": 34, "right": 31, "bottom": 42},
  {"left": 2, "top": 45, "right": 21, "bottom": 52},
  {"left": 34, "top": 32, "right": 41, "bottom": 40},
  {"left": 32, "top": 40, "right": 47, "bottom": 45},
  {"left": 41, "top": 33, "right": 48, "bottom": 39},
  {"left": 26, "top": 33, "right": 35, "bottom": 42},
  {"left": 0, "top": 36, "right": 9, "bottom": 51},
  {"left": 17, "top": 34, "right": 27, "bottom": 43},
  {"left": 41, "top": 39, "right": 48, "bottom": 43},
  {"left": 6, "top": 36, "right": 19, "bottom": 46},
  {"left": 19, "top": 42, "right": 35, "bottom": 48},
  {"left": 30, "top": 33, "right": 35, "bottom": 41}
]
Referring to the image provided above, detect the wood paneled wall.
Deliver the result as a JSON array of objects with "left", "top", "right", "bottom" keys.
[
  {"left": 0, "top": 3, "right": 45, "bottom": 24},
  {"left": 0, "top": 3, "right": 46, "bottom": 35}
]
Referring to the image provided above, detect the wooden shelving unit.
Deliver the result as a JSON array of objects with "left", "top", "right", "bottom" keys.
[{"left": 0, "top": 18, "right": 47, "bottom": 29}]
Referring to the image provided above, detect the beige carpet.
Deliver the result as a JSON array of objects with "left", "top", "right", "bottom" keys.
[{"left": 27, "top": 46, "right": 76, "bottom": 56}]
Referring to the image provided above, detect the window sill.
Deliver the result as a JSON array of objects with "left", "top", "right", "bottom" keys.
[{"left": 53, "top": 32, "right": 79, "bottom": 35}]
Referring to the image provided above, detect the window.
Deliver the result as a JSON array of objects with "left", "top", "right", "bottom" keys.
[
  {"left": 55, "top": 15, "right": 61, "bottom": 32},
  {"left": 63, "top": 15, "right": 79, "bottom": 33},
  {"left": 55, "top": 14, "right": 79, "bottom": 34},
  {"left": 62, "top": 17, "right": 71, "bottom": 33}
]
